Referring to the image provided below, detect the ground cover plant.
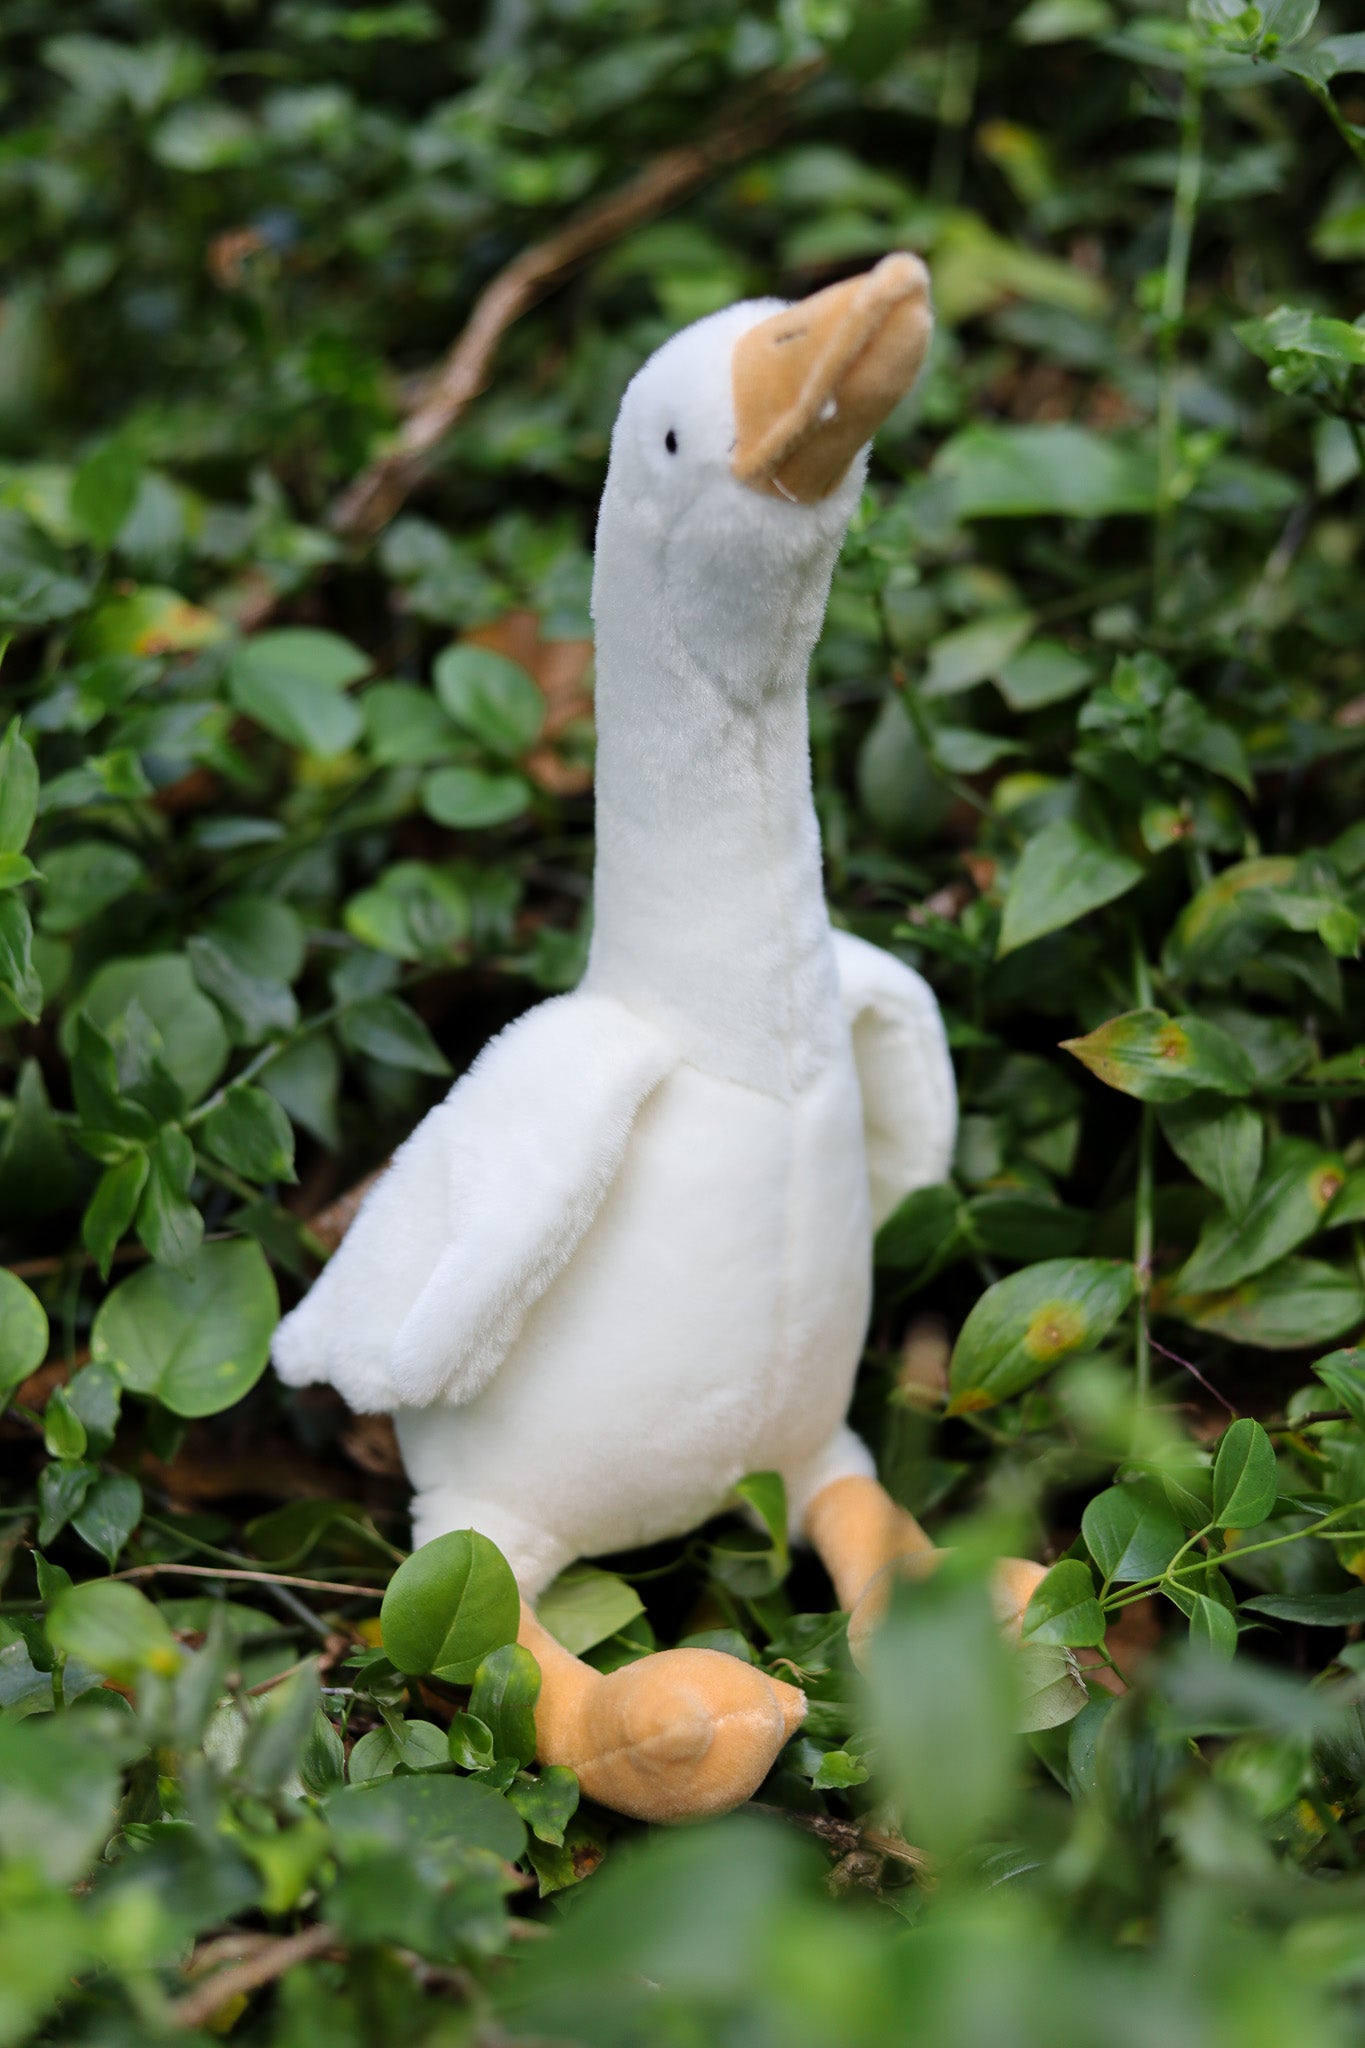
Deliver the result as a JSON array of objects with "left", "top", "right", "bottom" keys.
[{"left": 1, "top": 0, "right": 1364, "bottom": 2039}]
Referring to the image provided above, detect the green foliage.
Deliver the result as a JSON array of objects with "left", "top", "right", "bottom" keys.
[{"left": 1, "top": 0, "right": 1364, "bottom": 2039}]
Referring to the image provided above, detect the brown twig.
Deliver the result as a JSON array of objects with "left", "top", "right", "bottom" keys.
[
  {"left": 111, "top": 1561, "right": 384, "bottom": 1598},
  {"left": 744, "top": 1801, "right": 931, "bottom": 1875},
  {"left": 169, "top": 1921, "right": 341, "bottom": 2030},
  {"left": 329, "top": 57, "right": 825, "bottom": 542}
]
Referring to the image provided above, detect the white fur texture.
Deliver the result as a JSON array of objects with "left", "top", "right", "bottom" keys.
[{"left": 271, "top": 290, "right": 954, "bottom": 1592}]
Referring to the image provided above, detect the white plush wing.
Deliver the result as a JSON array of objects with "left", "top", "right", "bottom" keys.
[
  {"left": 271, "top": 992, "right": 675, "bottom": 1413},
  {"left": 831, "top": 928, "right": 957, "bottom": 1228}
]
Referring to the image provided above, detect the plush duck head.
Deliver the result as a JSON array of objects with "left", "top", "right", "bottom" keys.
[{"left": 593, "top": 252, "right": 933, "bottom": 702}]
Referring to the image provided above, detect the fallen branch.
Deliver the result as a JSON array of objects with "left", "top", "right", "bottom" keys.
[
  {"left": 111, "top": 1560, "right": 384, "bottom": 1598},
  {"left": 329, "top": 57, "right": 824, "bottom": 542},
  {"left": 170, "top": 1921, "right": 340, "bottom": 2030}
]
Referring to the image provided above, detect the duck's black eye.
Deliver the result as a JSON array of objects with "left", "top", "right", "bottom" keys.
[{"left": 664, "top": 429, "right": 678, "bottom": 454}]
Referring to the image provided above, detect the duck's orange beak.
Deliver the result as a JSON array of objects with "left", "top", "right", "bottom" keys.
[{"left": 730, "top": 253, "right": 933, "bottom": 504}]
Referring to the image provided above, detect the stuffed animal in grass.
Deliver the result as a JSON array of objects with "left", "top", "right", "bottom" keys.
[{"left": 273, "top": 254, "right": 1046, "bottom": 1821}]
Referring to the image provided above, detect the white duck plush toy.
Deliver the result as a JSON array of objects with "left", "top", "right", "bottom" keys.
[{"left": 274, "top": 254, "right": 1045, "bottom": 1821}]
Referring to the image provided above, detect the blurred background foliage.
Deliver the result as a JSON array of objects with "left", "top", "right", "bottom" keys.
[{"left": 1, "top": 0, "right": 1365, "bottom": 2040}]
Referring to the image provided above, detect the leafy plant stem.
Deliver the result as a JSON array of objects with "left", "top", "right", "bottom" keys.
[
  {"left": 1154, "top": 64, "right": 1204, "bottom": 608},
  {"left": 1102, "top": 1497, "right": 1365, "bottom": 1611},
  {"left": 1132, "top": 931, "right": 1155, "bottom": 1411}
]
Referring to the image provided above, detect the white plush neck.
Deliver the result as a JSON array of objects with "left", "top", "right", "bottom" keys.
[{"left": 583, "top": 484, "right": 849, "bottom": 1098}]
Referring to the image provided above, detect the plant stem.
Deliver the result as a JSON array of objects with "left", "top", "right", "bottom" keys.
[
  {"left": 1131, "top": 932, "right": 1156, "bottom": 1411},
  {"left": 1101, "top": 1496, "right": 1365, "bottom": 1611},
  {"left": 1154, "top": 66, "right": 1205, "bottom": 609}
]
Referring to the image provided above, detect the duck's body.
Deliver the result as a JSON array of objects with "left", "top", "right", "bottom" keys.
[{"left": 271, "top": 258, "right": 1012, "bottom": 1823}]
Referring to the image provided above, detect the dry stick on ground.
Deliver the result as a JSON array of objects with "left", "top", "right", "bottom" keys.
[
  {"left": 170, "top": 1922, "right": 341, "bottom": 2031},
  {"left": 328, "top": 56, "right": 826, "bottom": 544},
  {"left": 111, "top": 1560, "right": 383, "bottom": 1598}
]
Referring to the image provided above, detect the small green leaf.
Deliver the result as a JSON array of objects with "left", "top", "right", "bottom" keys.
[
  {"left": 71, "top": 1473, "right": 143, "bottom": 1568},
  {"left": 340, "top": 994, "right": 450, "bottom": 1075},
  {"left": 326, "top": 1770, "right": 526, "bottom": 1863},
  {"left": 1081, "top": 1483, "right": 1184, "bottom": 1583},
  {"left": 934, "top": 422, "right": 1157, "bottom": 519},
  {"left": 136, "top": 1127, "right": 203, "bottom": 1271},
  {"left": 433, "top": 644, "right": 545, "bottom": 757},
  {"left": 381, "top": 1529, "right": 521, "bottom": 1685},
  {"left": 69, "top": 439, "right": 142, "bottom": 550},
  {"left": 201, "top": 1086, "right": 296, "bottom": 1184},
  {"left": 0, "top": 896, "right": 42, "bottom": 1022},
  {"left": 0, "top": 717, "right": 39, "bottom": 856},
  {"left": 447, "top": 1711, "right": 496, "bottom": 1771},
  {"left": 1021, "top": 1559, "right": 1106, "bottom": 1648},
  {"left": 1212, "top": 1418, "right": 1278, "bottom": 1530},
  {"left": 1187, "top": 1594, "right": 1239, "bottom": 1661},
  {"left": 470, "top": 1642, "right": 541, "bottom": 1768},
  {"left": 537, "top": 1567, "right": 644, "bottom": 1657},
  {"left": 1311, "top": 1346, "right": 1365, "bottom": 1427},
  {"left": 46, "top": 1580, "right": 182, "bottom": 1684},
  {"left": 998, "top": 820, "right": 1143, "bottom": 956},
  {"left": 507, "top": 1764, "right": 579, "bottom": 1845},
  {"left": 0, "top": 1268, "right": 49, "bottom": 1395},
  {"left": 948, "top": 1258, "right": 1135, "bottom": 1411},
  {"left": 422, "top": 765, "right": 532, "bottom": 829},
  {"left": 228, "top": 629, "right": 370, "bottom": 757},
  {"left": 1158, "top": 1097, "right": 1263, "bottom": 1219},
  {"left": 43, "top": 1386, "right": 87, "bottom": 1461}
]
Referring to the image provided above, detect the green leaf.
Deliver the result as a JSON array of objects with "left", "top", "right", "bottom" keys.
[
  {"left": 0, "top": 717, "right": 39, "bottom": 855},
  {"left": 38, "top": 840, "right": 144, "bottom": 936},
  {"left": 1187, "top": 1593, "right": 1239, "bottom": 1661},
  {"left": 37, "top": 1460, "right": 96, "bottom": 1547},
  {"left": 228, "top": 628, "right": 370, "bottom": 756},
  {"left": 0, "top": 895, "right": 42, "bottom": 1022},
  {"left": 136, "top": 1126, "right": 203, "bottom": 1271},
  {"left": 507, "top": 1765, "right": 579, "bottom": 1846},
  {"left": 734, "top": 1470, "right": 790, "bottom": 1581},
  {"left": 866, "top": 1565, "right": 1017, "bottom": 1858},
  {"left": 72, "top": 954, "right": 229, "bottom": 1106},
  {"left": 381, "top": 1529, "right": 521, "bottom": 1685},
  {"left": 934, "top": 422, "right": 1157, "bottom": 518},
  {"left": 327, "top": 1770, "right": 526, "bottom": 1865},
  {"left": 71, "top": 1472, "right": 143, "bottom": 1567},
  {"left": 995, "top": 638, "right": 1094, "bottom": 710},
  {"left": 948, "top": 1257, "right": 1135, "bottom": 1411},
  {"left": 1177, "top": 1145, "right": 1346, "bottom": 1294},
  {"left": 921, "top": 609, "right": 1034, "bottom": 698},
  {"left": 201, "top": 1085, "right": 296, "bottom": 1184},
  {"left": 1242, "top": 1589, "right": 1365, "bottom": 1626},
  {"left": 46, "top": 1579, "right": 182, "bottom": 1684},
  {"left": 470, "top": 1642, "right": 541, "bottom": 1768},
  {"left": 423, "top": 765, "right": 532, "bottom": 829},
  {"left": 433, "top": 644, "right": 545, "bottom": 757},
  {"left": 186, "top": 934, "right": 297, "bottom": 1041},
  {"left": 447, "top": 1712, "right": 497, "bottom": 1771},
  {"left": 91, "top": 1238, "right": 279, "bottom": 1416},
  {"left": 79, "top": 584, "right": 224, "bottom": 656},
  {"left": 69, "top": 439, "right": 142, "bottom": 549},
  {"left": 537, "top": 1566, "right": 644, "bottom": 1657},
  {"left": 874, "top": 1182, "right": 962, "bottom": 1272},
  {"left": 1158, "top": 1097, "right": 1263, "bottom": 1219},
  {"left": 1021, "top": 1558, "right": 1106, "bottom": 1647},
  {"left": 1311, "top": 1346, "right": 1365, "bottom": 1426},
  {"left": 360, "top": 681, "right": 461, "bottom": 767},
  {"left": 0, "top": 1713, "right": 126, "bottom": 1884},
  {"left": 1176, "top": 1257, "right": 1365, "bottom": 1351},
  {"left": 43, "top": 1386, "right": 87, "bottom": 1460},
  {"left": 0, "top": 1267, "right": 48, "bottom": 1395},
  {"left": 340, "top": 994, "right": 451, "bottom": 1074},
  {"left": 343, "top": 861, "right": 471, "bottom": 962},
  {"left": 1212, "top": 1419, "right": 1279, "bottom": 1529},
  {"left": 1061, "top": 1009, "right": 1255, "bottom": 1102},
  {"left": 1082, "top": 1483, "right": 1185, "bottom": 1583},
  {"left": 998, "top": 819, "right": 1143, "bottom": 955}
]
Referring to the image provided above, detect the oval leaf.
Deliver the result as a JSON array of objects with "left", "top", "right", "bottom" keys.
[
  {"left": 948, "top": 1258, "right": 1135, "bottom": 1411},
  {"left": 91, "top": 1239, "right": 279, "bottom": 1417},
  {"left": 381, "top": 1529, "right": 521, "bottom": 1685},
  {"left": 1212, "top": 1418, "right": 1278, "bottom": 1530}
]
